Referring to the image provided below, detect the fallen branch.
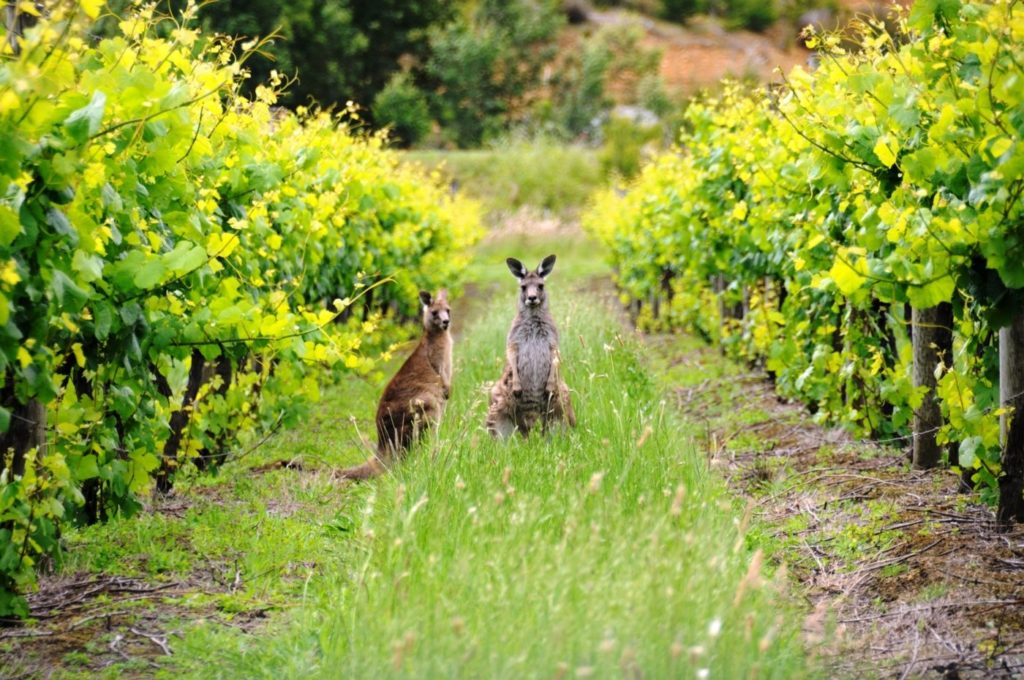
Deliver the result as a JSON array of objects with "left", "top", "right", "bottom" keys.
[
  {"left": 130, "top": 626, "right": 173, "bottom": 656},
  {"left": 847, "top": 539, "right": 943, "bottom": 577},
  {"left": 0, "top": 628, "right": 53, "bottom": 640},
  {"left": 69, "top": 609, "right": 131, "bottom": 630},
  {"left": 840, "top": 599, "right": 1024, "bottom": 624},
  {"left": 109, "top": 632, "right": 160, "bottom": 669}
]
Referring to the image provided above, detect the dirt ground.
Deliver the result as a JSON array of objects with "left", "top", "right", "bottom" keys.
[
  {"left": 651, "top": 335, "right": 1024, "bottom": 678},
  {"left": 0, "top": 486, "right": 277, "bottom": 679},
  {"left": 581, "top": 8, "right": 809, "bottom": 97},
  {"left": 579, "top": 2, "right": 913, "bottom": 98}
]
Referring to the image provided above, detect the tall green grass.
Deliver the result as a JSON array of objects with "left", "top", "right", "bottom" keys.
[{"left": 173, "top": 276, "right": 809, "bottom": 678}]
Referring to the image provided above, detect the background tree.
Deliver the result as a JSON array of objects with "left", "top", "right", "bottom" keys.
[
  {"left": 94, "top": 0, "right": 455, "bottom": 111},
  {"left": 202, "top": 0, "right": 454, "bottom": 108},
  {"left": 425, "top": 0, "right": 563, "bottom": 147}
]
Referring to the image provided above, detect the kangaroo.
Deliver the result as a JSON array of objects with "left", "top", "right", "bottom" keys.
[
  {"left": 338, "top": 289, "right": 452, "bottom": 480},
  {"left": 486, "top": 255, "right": 575, "bottom": 438}
]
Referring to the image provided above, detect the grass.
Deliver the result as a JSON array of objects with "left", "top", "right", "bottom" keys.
[
  {"left": 467, "top": 229, "right": 611, "bottom": 289},
  {"left": 403, "top": 140, "right": 603, "bottom": 221},
  {"left": 157, "top": 246, "right": 809, "bottom": 678}
]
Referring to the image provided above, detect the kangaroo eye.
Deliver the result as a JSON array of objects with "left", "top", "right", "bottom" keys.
[{"left": 537, "top": 284, "right": 544, "bottom": 291}]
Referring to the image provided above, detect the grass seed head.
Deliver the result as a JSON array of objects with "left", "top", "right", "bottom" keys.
[
  {"left": 391, "top": 631, "right": 416, "bottom": 670},
  {"left": 670, "top": 484, "right": 687, "bottom": 517},
  {"left": 588, "top": 471, "right": 605, "bottom": 493},
  {"left": 758, "top": 628, "right": 774, "bottom": 652},
  {"left": 733, "top": 549, "right": 764, "bottom": 606},
  {"left": 619, "top": 646, "right": 639, "bottom": 675},
  {"left": 636, "top": 424, "right": 653, "bottom": 448}
]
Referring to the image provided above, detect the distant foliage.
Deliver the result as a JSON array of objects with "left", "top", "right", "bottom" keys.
[
  {"left": 720, "top": 0, "right": 777, "bottom": 31},
  {"left": 372, "top": 74, "right": 433, "bottom": 148},
  {"left": 426, "top": 0, "right": 564, "bottom": 147},
  {"left": 0, "top": 2, "right": 480, "bottom": 616},
  {"left": 586, "top": 1, "right": 1024, "bottom": 500},
  {"left": 93, "top": 0, "right": 455, "bottom": 111},
  {"left": 596, "top": 0, "right": 777, "bottom": 30},
  {"left": 543, "top": 23, "right": 663, "bottom": 140},
  {"left": 659, "top": 0, "right": 703, "bottom": 22},
  {"left": 599, "top": 116, "right": 661, "bottom": 178}
]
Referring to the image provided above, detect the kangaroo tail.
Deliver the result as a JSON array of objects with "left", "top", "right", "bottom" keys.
[{"left": 336, "top": 456, "right": 386, "bottom": 481}]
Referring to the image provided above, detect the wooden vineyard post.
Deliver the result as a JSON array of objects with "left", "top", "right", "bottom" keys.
[
  {"left": 998, "top": 308, "right": 1024, "bottom": 525},
  {"left": 714, "top": 274, "right": 727, "bottom": 334},
  {"left": 912, "top": 303, "right": 952, "bottom": 469},
  {"left": 0, "top": 396, "right": 47, "bottom": 479},
  {"left": 5, "top": 2, "right": 18, "bottom": 55}
]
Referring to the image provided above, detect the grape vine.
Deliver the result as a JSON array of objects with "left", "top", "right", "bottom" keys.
[
  {"left": 0, "top": 1, "right": 481, "bottom": 616},
  {"left": 586, "top": 0, "right": 1023, "bottom": 508}
]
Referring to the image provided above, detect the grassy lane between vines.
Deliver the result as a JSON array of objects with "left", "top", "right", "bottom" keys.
[{"left": 162, "top": 234, "right": 808, "bottom": 678}]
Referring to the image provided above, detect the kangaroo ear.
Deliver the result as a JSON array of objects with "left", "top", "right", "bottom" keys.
[
  {"left": 419, "top": 290, "right": 432, "bottom": 307},
  {"left": 436, "top": 288, "right": 448, "bottom": 301},
  {"left": 537, "top": 254, "right": 557, "bottom": 278},
  {"left": 506, "top": 258, "right": 528, "bottom": 279}
]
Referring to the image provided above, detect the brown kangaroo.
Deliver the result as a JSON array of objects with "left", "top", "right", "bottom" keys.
[
  {"left": 338, "top": 289, "right": 452, "bottom": 480},
  {"left": 486, "top": 255, "right": 575, "bottom": 438}
]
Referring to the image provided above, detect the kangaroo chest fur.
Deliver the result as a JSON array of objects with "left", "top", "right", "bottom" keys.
[{"left": 510, "top": 313, "right": 556, "bottom": 406}]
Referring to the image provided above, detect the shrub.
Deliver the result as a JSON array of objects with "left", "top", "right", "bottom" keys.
[
  {"left": 723, "top": 0, "right": 778, "bottom": 31},
  {"left": 426, "top": 0, "right": 563, "bottom": 147},
  {"left": 599, "top": 115, "right": 662, "bottom": 178},
  {"left": 660, "top": 0, "right": 705, "bottom": 21},
  {"left": 544, "top": 23, "right": 664, "bottom": 140},
  {"left": 372, "top": 74, "right": 433, "bottom": 148}
]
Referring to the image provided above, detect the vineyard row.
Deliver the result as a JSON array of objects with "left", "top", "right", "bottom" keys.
[
  {"left": 585, "top": 0, "right": 1024, "bottom": 521},
  {"left": 0, "top": 3, "right": 481, "bottom": 616}
]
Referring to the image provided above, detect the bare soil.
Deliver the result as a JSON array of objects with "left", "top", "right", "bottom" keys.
[{"left": 0, "top": 482, "right": 316, "bottom": 678}]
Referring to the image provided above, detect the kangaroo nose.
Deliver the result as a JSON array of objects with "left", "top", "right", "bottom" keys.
[
  {"left": 528, "top": 295, "right": 538, "bottom": 303},
  {"left": 442, "top": 319, "right": 450, "bottom": 329}
]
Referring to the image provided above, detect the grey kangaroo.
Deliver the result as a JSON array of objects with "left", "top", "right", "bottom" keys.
[
  {"left": 486, "top": 255, "right": 575, "bottom": 438},
  {"left": 338, "top": 289, "right": 452, "bottom": 480}
]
